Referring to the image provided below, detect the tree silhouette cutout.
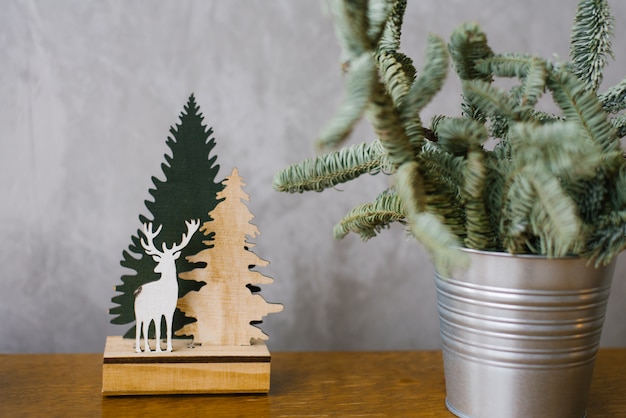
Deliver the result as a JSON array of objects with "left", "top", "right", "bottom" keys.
[
  {"left": 110, "top": 94, "right": 224, "bottom": 339},
  {"left": 176, "top": 168, "right": 283, "bottom": 345}
]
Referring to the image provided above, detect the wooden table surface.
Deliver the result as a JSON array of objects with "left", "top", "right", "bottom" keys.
[{"left": 1, "top": 349, "right": 625, "bottom": 417}]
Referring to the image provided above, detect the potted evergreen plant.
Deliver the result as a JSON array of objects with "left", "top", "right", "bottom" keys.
[{"left": 273, "top": 1, "right": 626, "bottom": 417}]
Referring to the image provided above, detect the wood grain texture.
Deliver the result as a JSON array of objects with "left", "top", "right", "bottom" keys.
[
  {"left": 2, "top": 350, "right": 626, "bottom": 417},
  {"left": 102, "top": 336, "right": 271, "bottom": 395},
  {"left": 175, "top": 168, "right": 283, "bottom": 346},
  {"left": 103, "top": 335, "right": 270, "bottom": 363}
]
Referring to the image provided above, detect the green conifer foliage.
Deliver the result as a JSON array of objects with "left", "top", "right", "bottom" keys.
[
  {"left": 110, "top": 94, "right": 224, "bottom": 338},
  {"left": 273, "top": 0, "right": 626, "bottom": 270}
]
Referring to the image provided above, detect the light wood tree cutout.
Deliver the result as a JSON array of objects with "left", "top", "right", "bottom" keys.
[{"left": 176, "top": 167, "right": 283, "bottom": 345}]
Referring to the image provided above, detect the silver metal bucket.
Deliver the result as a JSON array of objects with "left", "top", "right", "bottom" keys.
[{"left": 435, "top": 249, "right": 616, "bottom": 418}]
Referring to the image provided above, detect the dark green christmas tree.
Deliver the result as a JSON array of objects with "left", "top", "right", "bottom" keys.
[{"left": 110, "top": 94, "right": 224, "bottom": 338}]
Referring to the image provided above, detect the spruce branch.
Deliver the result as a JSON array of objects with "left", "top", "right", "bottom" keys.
[
  {"left": 489, "top": 115, "right": 510, "bottom": 139},
  {"left": 600, "top": 76, "right": 626, "bottom": 113},
  {"left": 394, "top": 160, "right": 464, "bottom": 271},
  {"left": 530, "top": 110, "right": 562, "bottom": 124},
  {"left": 609, "top": 162, "right": 626, "bottom": 209},
  {"left": 500, "top": 171, "right": 536, "bottom": 254},
  {"left": 398, "top": 34, "right": 449, "bottom": 151},
  {"left": 435, "top": 116, "right": 488, "bottom": 153},
  {"left": 366, "top": 0, "right": 394, "bottom": 47},
  {"left": 546, "top": 66, "right": 619, "bottom": 155},
  {"left": 329, "top": 0, "right": 373, "bottom": 58},
  {"left": 377, "top": 50, "right": 414, "bottom": 106},
  {"left": 407, "top": 211, "right": 466, "bottom": 274},
  {"left": 463, "top": 150, "right": 496, "bottom": 250},
  {"left": 273, "top": 140, "right": 389, "bottom": 193},
  {"left": 483, "top": 155, "right": 509, "bottom": 246},
  {"left": 477, "top": 55, "right": 548, "bottom": 109},
  {"left": 333, "top": 189, "right": 406, "bottom": 239},
  {"left": 462, "top": 80, "right": 526, "bottom": 122},
  {"left": 394, "top": 160, "right": 427, "bottom": 214},
  {"left": 377, "top": 0, "right": 407, "bottom": 53},
  {"left": 445, "top": 120, "right": 496, "bottom": 250},
  {"left": 527, "top": 176, "right": 583, "bottom": 257},
  {"left": 401, "top": 34, "right": 449, "bottom": 116},
  {"left": 422, "top": 176, "right": 467, "bottom": 239},
  {"left": 429, "top": 117, "right": 492, "bottom": 248},
  {"left": 448, "top": 22, "right": 494, "bottom": 82},
  {"left": 570, "top": 0, "right": 614, "bottom": 92},
  {"left": 419, "top": 142, "right": 465, "bottom": 183},
  {"left": 570, "top": 173, "right": 611, "bottom": 224},
  {"left": 475, "top": 53, "right": 536, "bottom": 79},
  {"left": 612, "top": 114, "right": 626, "bottom": 138},
  {"left": 366, "top": 81, "right": 414, "bottom": 167},
  {"left": 418, "top": 145, "right": 464, "bottom": 197},
  {"left": 583, "top": 210, "right": 626, "bottom": 266},
  {"left": 417, "top": 150, "right": 466, "bottom": 238},
  {"left": 510, "top": 122, "right": 603, "bottom": 183},
  {"left": 500, "top": 167, "right": 582, "bottom": 257},
  {"left": 317, "top": 53, "right": 377, "bottom": 150},
  {"left": 505, "top": 122, "right": 605, "bottom": 256}
]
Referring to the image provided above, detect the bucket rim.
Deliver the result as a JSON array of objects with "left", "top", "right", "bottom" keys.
[{"left": 459, "top": 247, "right": 583, "bottom": 261}]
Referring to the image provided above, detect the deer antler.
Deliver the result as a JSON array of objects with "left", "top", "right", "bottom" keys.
[
  {"left": 141, "top": 222, "right": 164, "bottom": 256},
  {"left": 167, "top": 219, "right": 201, "bottom": 254}
]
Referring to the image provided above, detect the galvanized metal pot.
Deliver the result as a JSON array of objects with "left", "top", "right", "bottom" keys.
[{"left": 435, "top": 249, "right": 616, "bottom": 418}]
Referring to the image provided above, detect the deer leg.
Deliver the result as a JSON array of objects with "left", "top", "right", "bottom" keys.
[
  {"left": 135, "top": 320, "right": 142, "bottom": 353},
  {"left": 143, "top": 320, "right": 151, "bottom": 352},
  {"left": 165, "top": 313, "right": 173, "bottom": 352},
  {"left": 154, "top": 316, "right": 162, "bottom": 352}
]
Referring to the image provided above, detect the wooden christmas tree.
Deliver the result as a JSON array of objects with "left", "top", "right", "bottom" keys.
[{"left": 176, "top": 168, "right": 283, "bottom": 345}]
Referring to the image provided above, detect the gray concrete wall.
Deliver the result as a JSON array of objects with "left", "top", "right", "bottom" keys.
[{"left": 2, "top": 0, "right": 626, "bottom": 353}]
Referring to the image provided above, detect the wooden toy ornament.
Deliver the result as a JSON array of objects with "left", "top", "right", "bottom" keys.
[{"left": 103, "top": 95, "right": 283, "bottom": 396}]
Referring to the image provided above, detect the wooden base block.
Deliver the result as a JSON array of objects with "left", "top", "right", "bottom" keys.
[{"left": 102, "top": 336, "right": 271, "bottom": 396}]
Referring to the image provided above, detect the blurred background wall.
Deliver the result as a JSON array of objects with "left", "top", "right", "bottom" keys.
[{"left": 2, "top": 0, "right": 626, "bottom": 353}]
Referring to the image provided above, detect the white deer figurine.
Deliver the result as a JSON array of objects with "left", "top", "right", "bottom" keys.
[{"left": 134, "top": 219, "right": 200, "bottom": 353}]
